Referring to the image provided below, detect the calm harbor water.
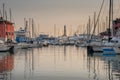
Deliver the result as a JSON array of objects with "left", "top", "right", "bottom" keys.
[{"left": 0, "top": 46, "right": 120, "bottom": 80}]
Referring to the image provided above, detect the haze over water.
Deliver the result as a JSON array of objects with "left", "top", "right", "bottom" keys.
[{"left": 0, "top": 46, "right": 120, "bottom": 80}]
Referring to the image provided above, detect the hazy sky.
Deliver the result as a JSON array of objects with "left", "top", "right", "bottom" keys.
[{"left": 0, "top": 0, "right": 120, "bottom": 36}]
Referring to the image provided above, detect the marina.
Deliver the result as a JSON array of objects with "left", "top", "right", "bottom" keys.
[{"left": 0, "top": 0, "right": 120, "bottom": 79}]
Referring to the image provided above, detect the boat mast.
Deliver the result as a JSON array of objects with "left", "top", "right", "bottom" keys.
[
  {"left": 24, "top": 18, "right": 26, "bottom": 29},
  {"left": 32, "top": 18, "right": 34, "bottom": 38},
  {"left": 90, "top": 0, "right": 104, "bottom": 39},
  {"left": 111, "top": 0, "right": 113, "bottom": 37},
  {"left": 2, "top": 3, "right": 6, "bottom": 41},
  {"left": 98, "top": 18, "right": 99, "bottom": 35},
  {"left": 37, "top": 24, "right": 39, "bottom": 37},
  {"left": 5, "top": 10, "right": 7, "bottom": 20},
  {"left": 29, "top": 18, "right": 31, "bottom": 38},
  {"left": 88, "top": 16, "right": 91, "bottom": 40},
  {"left": 9, "top": 8, "right": 11, "bottom": 22},
  {"left": 87, "top": 23, "right": 89, "bottom": 39},
  {"left": 0, "top": 10, "right": 2, "bottom": 17},
  {"left": 3, "top": 3, "right": 5, "bottom": 19},
  {"left": 106, "top": 16, "right": 108, "bottom": 31},
  {"left": 94, "top": 12, "right": 96, "bottom": 35},
  {"left": 54, "top": 24, "right": 56, "bottom": 37},
  {"left": 108, "top": 0, "right": 112, "bottom": 42}
]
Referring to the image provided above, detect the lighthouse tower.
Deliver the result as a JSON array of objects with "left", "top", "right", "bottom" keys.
[{"left": 64, "top": 25, "right": 67, "bottom": 36}]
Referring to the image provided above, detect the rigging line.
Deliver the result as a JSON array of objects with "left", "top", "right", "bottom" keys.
[
  {"left": 101, "top": 0, "right": 108, "bottom": 22},
  {"left": 90, "top": 0, "right": 105, "bottom": 39},
  {"left": 115, "top": 0, "right": 120, "bottom": 18},
  {"left": 90, "top": 15, "right": 95, "bottom": 34},
  {"left": 10, "top": 9, "right": 17, "bottom": 31},
  {"left": 118, "top": 0, "right": 120, "bottom": 17},
  {"left": 84, "top": 27, "right": 87, "bottom": 34},
  {"left": 0, "top": 9, "right": 2, "bottom": 17},
  {"left": 83, "top": 24, "right": 87, "bottom": 34}
]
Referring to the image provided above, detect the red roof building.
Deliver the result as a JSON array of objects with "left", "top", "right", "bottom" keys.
[{"left": 0, "top": 17, "right": 14, "bottom": 41}]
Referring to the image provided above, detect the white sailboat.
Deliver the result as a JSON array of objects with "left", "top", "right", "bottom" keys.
[
  {"left": 0, "top": 40, "right": 13, "bottom": 52},
  {"left": 102, "top": 0, "right": 120, "bottom": 54},
  {"left": 109, "top": 37, "right": 120, "bottom": 54}
]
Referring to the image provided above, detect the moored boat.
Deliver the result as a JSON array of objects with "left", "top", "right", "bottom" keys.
[{"left": 0, "top": 40, "right": 14, "bottom": 52}]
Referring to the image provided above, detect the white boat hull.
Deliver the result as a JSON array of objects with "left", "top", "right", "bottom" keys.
[
  {"left": 17, "top": 43, "right": 31, "bottom": 49},
  {"left": 0, "top": 45, "right": 10, "bottom": 52},
  {"left": 113, "top": 47, "right": 120, "bottom": 54},
  {"left": 92, "top": 46, "right": 103, "bottom": 52}
]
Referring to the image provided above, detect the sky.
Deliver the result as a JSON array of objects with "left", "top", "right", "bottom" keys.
[{"left": 0, "top": 0, "right": 120, "bottom": 36}]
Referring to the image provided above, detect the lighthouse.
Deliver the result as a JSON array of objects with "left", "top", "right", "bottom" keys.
[{"left": 64, "top": 25, "right": 67, "bottom": 36}]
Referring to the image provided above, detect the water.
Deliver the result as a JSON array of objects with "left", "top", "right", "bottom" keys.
[{"left": 0, "top": 46, "right": 120, "bottom": 80}]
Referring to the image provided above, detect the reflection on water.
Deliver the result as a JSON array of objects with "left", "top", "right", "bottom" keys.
[
  {"left": 102, "top": 56, "right": 120, "bottom": 80},
  {"left": 0, "top": 46, "right": 120, "bottom": 80},
  {"left": 0, "top": 52, "right": 14, "bottom": 80}
]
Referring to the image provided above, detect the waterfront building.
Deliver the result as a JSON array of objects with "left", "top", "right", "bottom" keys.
[{"left": 0, "top": 17, "right": 14, "bottom": 41}]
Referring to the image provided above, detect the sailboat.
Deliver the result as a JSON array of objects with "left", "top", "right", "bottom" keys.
[
  {"left": 87, "top": 11, "right": 104, "bottom": 52},
  {"left": 102, "top": 0, "right": 120, "bottom": 55},
  {"left": 0, "top": 40, "right": 14, "bottom": 52},
  {"left": 88, "top": 0, "right": 117, "bottom": 53}
]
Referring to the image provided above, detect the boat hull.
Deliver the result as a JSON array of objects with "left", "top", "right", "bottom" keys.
[
  {"left": 0, "top": 46, "right": 12, "bottom": 52},
  {"left": 92, "top": 46, "right": 103, "bottom": 52},
  {"left": 103, "top": 47, "right": 116, "bottom": 55},
  {"left": 113, "top": 47, "right": 120, "bottom": 54}
]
